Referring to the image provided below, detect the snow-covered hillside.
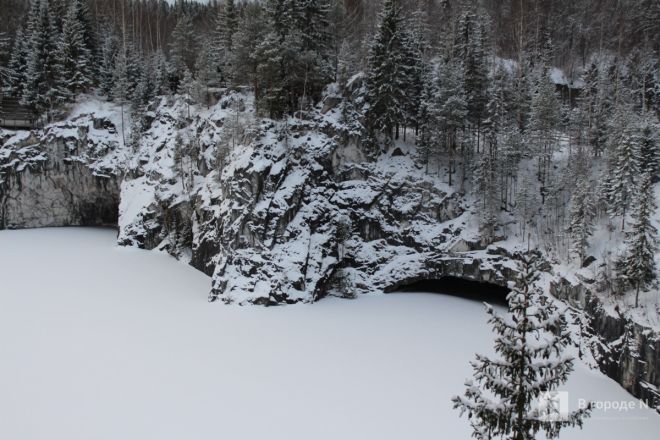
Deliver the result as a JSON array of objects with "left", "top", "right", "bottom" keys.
[{"left": 0, "top": 227, "right": 658, "bottom": 440}]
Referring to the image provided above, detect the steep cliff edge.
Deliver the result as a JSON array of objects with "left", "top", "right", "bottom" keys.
[{"left": 0, "top": 93, "right": 658, "bottom": 410}]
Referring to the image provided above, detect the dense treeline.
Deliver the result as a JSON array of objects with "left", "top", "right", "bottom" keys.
[{"left": 0, "top": 0, "right": 658, "bottom": 307}]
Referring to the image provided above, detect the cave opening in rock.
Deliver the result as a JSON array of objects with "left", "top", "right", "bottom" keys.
[
  {"left": 78, "top": 197, "right": 120, "bottom": 227},
  {"left": 391, "top": 277, "right": 510, "bottom": 306}
]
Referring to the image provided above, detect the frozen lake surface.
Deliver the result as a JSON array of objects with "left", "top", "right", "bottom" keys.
[{"left": 0, "top": 228, "right": 657, "bottom": 439}]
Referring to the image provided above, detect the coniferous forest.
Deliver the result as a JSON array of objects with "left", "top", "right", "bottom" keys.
[
  {"left": 4, "top": 0, "right": 655, "bottom": 300},
  {"left": 0, "top": 2, "right": 660, "bottom": 438}
]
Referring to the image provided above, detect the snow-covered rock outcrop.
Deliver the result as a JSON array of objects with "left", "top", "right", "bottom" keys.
[
  {"left": 0, "top": 101, "right": 123, "bottom": 229},
  {"left": 1, "top": 92, "right": 658, "bottom": 409}
]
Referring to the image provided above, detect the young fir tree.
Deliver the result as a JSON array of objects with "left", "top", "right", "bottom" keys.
[
  {"left": 363, "top": 0, "right": 418, "bottom": 142},
  {"left": 617, "top": 171, "right": 658, "bottom": 307},
  {"left": 453, "top": 252, "right": 591, "bottom": 439}
]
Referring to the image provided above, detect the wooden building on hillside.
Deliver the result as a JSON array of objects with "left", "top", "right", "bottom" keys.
[{"left": 0, "top": 95, "right": 36, "bottom": 129}]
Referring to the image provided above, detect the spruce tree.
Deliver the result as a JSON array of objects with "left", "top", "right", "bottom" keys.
[
  {"left": 212, "top": 0, "right": 239, "bottom": 84},
  {"left": 473, "top": 149, "right": 500, "bottom": 242},
  {"left": 231, "top": 4, "right": 266, "bottom": 111},
  {"left": 528, "top": 66, "right": 560, "bottom": 191},
  {"left": 170, "top": 14, "right": 197, "bottom": 80},
  {"left": 0, "top": 32, "right": 10, "bottom": 85},
  {"left": 4, "top": 26, "right": 29, "bottom": 97},
  {"left": 364, "top": 0, "right": 417, "bottom": 142},
  {"left": 453, "top": 252, "right": 591, "bottom": 439},
  {"left": 55, "top": 0, "right": 94, "bottom": 98},
  {"left": 434, "top": 59, "right": 467, "bottom": 185},
  {"left": 112, "top": 50, "right": 131, "bottom": 147},
  {"left": 455, "top": 10, "right": 489, "bottom": 146},
  {"left": 605, "top": 120, "right": 640, "bottom": 230},
  {"left": 256, "top": 0, "right": 332, "bottom": 117},
  {"left": 638, "top": 120, "right": 659, "bottom": 177},
  {"left": 617, "top": 171, "right": 657, "bottom": 307},
  {"left": 568, "top": 178, "right": 596, "bottom": 265},
  {"left": 97, "top": 23, "right": 120, "bottom": 98},
  {"left": 151, "top": 50, "right": 172, "bottom": 96},
  {"left": 221, "top": 0, "right": 239, "bottom": 53},
  {"left": 416, "top": 65, "right": 437, "bottom": 172},
  {"left": 22, "top": 0, "right": 64, "bottom": 116}
]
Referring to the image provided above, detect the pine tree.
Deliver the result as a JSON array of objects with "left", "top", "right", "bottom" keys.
[
  {"left": 453, "top": 252, "right": 591, "bottom": 439},
  {"left": 617, "top": 171, "right": 657, "bottom": 307}
]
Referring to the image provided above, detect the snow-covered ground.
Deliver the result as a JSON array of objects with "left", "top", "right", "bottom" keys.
[{"left": 0, "top": 228, "right": 658, "bottom": 440}]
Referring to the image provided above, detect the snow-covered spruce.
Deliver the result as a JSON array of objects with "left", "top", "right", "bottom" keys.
[{"left": 453, "top": 252, "right": 591, "bottom": 439}]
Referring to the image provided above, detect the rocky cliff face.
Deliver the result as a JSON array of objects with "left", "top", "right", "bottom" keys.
[
  {"left": 0, "top": 92, "right": 657, "bottom": 410},
  {"left": 552, "top": 278, "right": 660, "bottom": 411},
  {"left": 0, "top": 109, "right": 121, "bottom": 229}
]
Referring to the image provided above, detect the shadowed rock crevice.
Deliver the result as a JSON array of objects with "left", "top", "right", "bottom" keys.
[{"left": 391, "top": 276, "right": 510, "bottom": 306}]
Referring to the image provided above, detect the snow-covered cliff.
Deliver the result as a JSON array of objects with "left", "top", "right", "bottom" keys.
[{"left": 0, "top": 91, "right": 658, "bottom": 409}]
